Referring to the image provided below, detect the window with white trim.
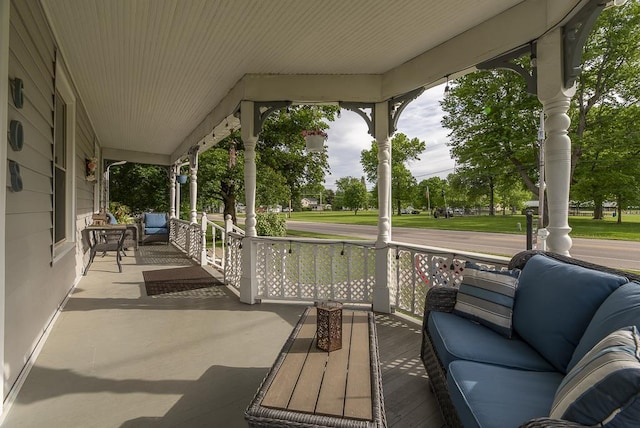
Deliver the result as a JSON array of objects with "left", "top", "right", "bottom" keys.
[{"left": 52, "top": 63, "right": 76, "bottom": 260}]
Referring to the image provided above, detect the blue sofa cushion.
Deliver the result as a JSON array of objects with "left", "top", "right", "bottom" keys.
[
  {"left": 513, "top": 255, "right": 628, "bottom": 373},
  {"left": 448, "top": 360, "right": 564, "bottom": 428},
  {"left": 453, "top": 262, "right": 520, "bottom": 338},
  {"left": 144, "top": 227, "right": 168, "bottom": 236},
  {"left": 145, "top": 212, "right": 167, "bottom": 228},
  {"left": 428, "top": 311, "right": 554, "bottom": 372},
  {"left": 569, "top": 281, "right": 640, "bottom": 371},
  {"left": 550, "top": 326, "right": 640, "bottom": 427}
]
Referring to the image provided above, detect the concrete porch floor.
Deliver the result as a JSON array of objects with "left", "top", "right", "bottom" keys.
[{"left": 1, "top": 245, "right": 442, "bottom": 427}]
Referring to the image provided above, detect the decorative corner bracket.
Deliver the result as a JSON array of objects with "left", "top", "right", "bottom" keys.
[
  {"left": 477, "top": 43, "right": 537, "bottom": 95},
  {"left": 388, "top": 88, "right": 425, "bottom": 134},
  {"left": 339, "top": 102, "right": 376, "bottom": 136},
  {"left": 562, "top": 0, "right": 607, "bottom": 89},
  {"left": 253, "top": 101, "right": 292, "bottom": 137}
]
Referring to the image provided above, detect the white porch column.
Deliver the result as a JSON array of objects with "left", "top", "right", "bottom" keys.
[
  {"left": 537, "top": 29, "right": 575, "bottom": 255},
  {"left": 175, "top": 172, "right": 181, "bottom": 220},
  {"left": 188, "top": 146, "right": 199, "bottom": 224},
  {"left": 240, "top": 100, "right": 258, "bottom": 304},
  {"left": 373, "top": 101, "right": 391, "bottom": 313},
  {"left": 169, "top": 164, "right": 177, "bottom": 218}
]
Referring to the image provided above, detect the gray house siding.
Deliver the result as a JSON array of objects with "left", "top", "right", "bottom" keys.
[{"left": 5, "top": 0, "right": 97, "bottom": 398}]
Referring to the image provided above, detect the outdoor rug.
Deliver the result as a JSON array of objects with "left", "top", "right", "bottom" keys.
[{"left": 143, "top": 266, "right": 223, "bottom": 296}]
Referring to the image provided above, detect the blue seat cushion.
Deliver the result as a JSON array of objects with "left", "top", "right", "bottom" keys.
[
  {"left": 428, "top": 311, "right": 554, "bottom": 372},
  {"left": 568, "top": 281, "right": 640, "bottom": 371},
  {"left": 144, "top": 227, "right": 168, "bottom": 235},
  {"left": 144, "top": 212, "right": 167, "bottom": 228},
  {"left": 448, "top": 360, "right": 563, "bottom": 428},
  {"left": 513, "top": 255, "right": 628, "bottom": 373}
]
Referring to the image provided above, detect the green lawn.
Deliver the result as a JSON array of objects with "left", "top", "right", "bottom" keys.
[{"left": 283, "top": 211, "right": 640, "bottom": 241}]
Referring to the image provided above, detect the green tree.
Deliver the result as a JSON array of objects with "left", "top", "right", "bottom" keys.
[
  {"left": 441, "top": 69, "right": 539, "bottom": 215},
  {"left": 197, "top": 105, "right": 338, "bottom": 224},
  {"left": 335, "top": 177, "right": 368, "bottom": 214},
  {"left": 572, "top": 104, "right": 640, "bottom": 222},
  {"left": 198, "top": 138, "right": 243, "bottom": 224},
  {"left": 110, "top": 163, "right": 169, "bottom": 213},
  {"left": 360, "top": 133, "right": 425, "bottom": 215},
  {"left": 413, "top": 177, "right": 448, "bottom": 214},
  {"left": 441, "top": 2, "right": 640, "bottom": 220}
]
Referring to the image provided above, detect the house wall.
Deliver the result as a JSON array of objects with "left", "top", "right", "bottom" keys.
[{"left": 4, "top": 0, "right": 97, "bottom": 399}]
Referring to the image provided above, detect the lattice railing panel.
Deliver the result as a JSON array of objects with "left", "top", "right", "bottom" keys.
[
  {"left": 225, "top": 234, "right": 242, "bottom": 290},
  {"left": 254, "top": 240, "right": 375, "bottom": 304},
  {"left": 391, "top": 244, "right": 510, "bottom": 318}
]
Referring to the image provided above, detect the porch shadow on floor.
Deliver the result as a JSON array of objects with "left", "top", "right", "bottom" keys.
[{"left": 1, "top": 244, "right": 442, "bottom": 427}]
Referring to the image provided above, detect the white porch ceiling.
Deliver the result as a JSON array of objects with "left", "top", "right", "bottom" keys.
[{"left": 40, "top": 0, "right": 585, "bottom": 164}]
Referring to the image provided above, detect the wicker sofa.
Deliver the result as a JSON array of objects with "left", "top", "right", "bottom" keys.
[{"left": 421, "top": 250, "right": 640, "bottom": 428}]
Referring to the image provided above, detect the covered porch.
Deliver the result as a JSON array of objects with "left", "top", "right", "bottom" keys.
[
  {"left": 1, "top": 245, "right": 440, "bottom": 427},
  {"left": 1, "top": 0, "right": 630, "bottom": 424}
]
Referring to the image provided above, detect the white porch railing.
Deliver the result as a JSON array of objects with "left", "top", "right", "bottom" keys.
[
  {"left": 169, "top": 219, "right": 511, "bottom": 320},
  {"left": 388, "top": 241, "right": 510, "bottom": 318},
  {"left": 199, "top": 214, "right": 227, "bottom": 269},
  {"left": 253, "top": 238, "right": 377, "bottom": 303},
  {"left": 170, "top": 218, "right": 203, "bottom": 261}
]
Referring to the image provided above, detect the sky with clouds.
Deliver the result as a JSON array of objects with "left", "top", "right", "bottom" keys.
[{"left": 324, "top": 84, "right": 455, "bottom": 190}]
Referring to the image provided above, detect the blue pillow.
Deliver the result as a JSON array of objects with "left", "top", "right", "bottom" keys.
[
  {"left": 550, "top": 326, "right": 640, "bottom": 426},
  {"left": 453, "top": 262, "right": 520, "bottom": 338},
  {"left": 145, "top": 212, "right": 167, "bottom": 228},
  {"left": 568, "top": 281, "right": 640, "bottom": 371},
  {"left": 513, "top": 255, "right": 628, "bottom": 373}
]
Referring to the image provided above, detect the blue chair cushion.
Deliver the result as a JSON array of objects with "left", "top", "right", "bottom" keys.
[
  {"left": 513, "top": 255, "right": 628, "bottom": 373},
  {"left": 144, "top": 227, "right": 168, "bottom": 236},
  {"left": 144, "top": 212, "right": 167, "bottom": 228},
  {"left": 106, "top": 212, "right": 118, "bottom": 224},
  {"left": 428, "top": 311, "right": 554, "bottom": 372},
  {"left": 568, "top": 281, "right": 640, "bottom": 371},
  {"left": 550, "top": 326, "right": 640, "bottom": 427},
  {"left": 453, "top": 262, "right": 520, "bottom": 338},
  {"left": 448, "top": 360, "right": 563, "bottom": 428}
]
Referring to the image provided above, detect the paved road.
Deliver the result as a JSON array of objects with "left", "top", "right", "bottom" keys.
[{"left": 285, "top": 220, "right": 640, "bottom": 271}]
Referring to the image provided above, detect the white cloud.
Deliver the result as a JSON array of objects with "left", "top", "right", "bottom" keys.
[{"left": 324, "top": 85, "right": 455, "bottom": 190}]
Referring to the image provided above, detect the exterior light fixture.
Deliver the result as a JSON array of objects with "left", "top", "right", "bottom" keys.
[{"left": 444, "top": 75, "right": 450, "bottom": 93}]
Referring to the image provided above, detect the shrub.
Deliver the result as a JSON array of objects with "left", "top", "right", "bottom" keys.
[{"left": 255, "top": 212, "right": 287, "bottom": 236}]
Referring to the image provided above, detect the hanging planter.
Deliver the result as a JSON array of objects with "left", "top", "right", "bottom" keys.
[
  {"left": 302, "top": 130, "right": 327, "bottom": 153},
  {"left": 177, "top": 174, "right": 188, "bottom": 184},
  {"left": 85, "top": 157, "right": 98, "bottom": 182}
]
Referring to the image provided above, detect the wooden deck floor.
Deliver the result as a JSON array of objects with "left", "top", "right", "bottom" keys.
[{"left": 1, "top": 245, "right": 443, "bottom": 427}]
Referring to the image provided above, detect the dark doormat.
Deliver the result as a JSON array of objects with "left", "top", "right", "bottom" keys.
[{"left": 143, "top": 266, "right": 223, "bottom": 296}]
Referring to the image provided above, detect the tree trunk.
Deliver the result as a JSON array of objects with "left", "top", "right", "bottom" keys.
[
  {"left": 221, "top": 180, "right": 237, "bottom": 224},
  {"left": 489, "top": 177, "right": 495, "bottom": 216},
  {"left": 593, "top": 200, "right": 604, "bottom": 220},
  {"left": 617, "top": 195, "right": 622, "bottom": 224}
]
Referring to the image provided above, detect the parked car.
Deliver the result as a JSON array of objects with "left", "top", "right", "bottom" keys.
[{"left": 433, "top": 207, "right": 453, "bottom": 218}]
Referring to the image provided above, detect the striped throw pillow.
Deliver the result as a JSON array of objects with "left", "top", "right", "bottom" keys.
[
  {"left": 453, "top": 262, "right": 520, "bottom": 338},
  {"left": 550, "top": 326, "right": 640, "bottom": 426}
]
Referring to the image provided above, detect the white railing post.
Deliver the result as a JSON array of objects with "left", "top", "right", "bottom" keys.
[{"left": 200, "top": 212, "right": 207, "bottom": 266}]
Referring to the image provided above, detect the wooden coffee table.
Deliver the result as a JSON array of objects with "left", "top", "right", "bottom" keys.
[{"left": 245, "top": 307, "right": 386, "bottom": 428}]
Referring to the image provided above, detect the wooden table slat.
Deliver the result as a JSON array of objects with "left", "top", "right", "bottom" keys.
[
  {"left": 344, "top": 311, "right": 373, "bottom": 420},
  {"left": 261, "top": 311, "right": 316, "bottom": 409},
  {"left": 314, "top": 310, "right": 355, "bottom": 416}
]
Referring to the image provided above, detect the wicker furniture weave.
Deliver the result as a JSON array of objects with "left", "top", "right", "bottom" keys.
[
  {"left": 245, "top": 307, "right": 386, "bottom": 428},
  {"left": 420, "top": 250, "right": 638, "bottom": 428}
]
